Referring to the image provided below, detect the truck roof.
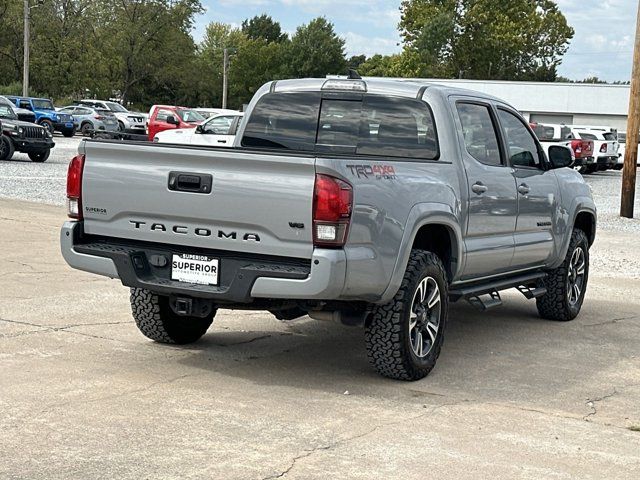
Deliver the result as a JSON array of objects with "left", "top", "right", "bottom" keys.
[{"left": 270, "top": 77, "right": 508, "bottom": 105}]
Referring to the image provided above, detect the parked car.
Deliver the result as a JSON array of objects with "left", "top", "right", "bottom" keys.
[
  {"left": 6, "top": 96, "right": 75, "bottom": 136},
  {"left": 147, "top": 105, "right": 205, "bottom": 141},
  {"left": 0, "top": 96, "right": 36, "bottom": 123},
  {"left": 571, "top": 130, "right": 618, "bottom": 172},
  {"left": 616, "top": 132, "right": 640, "bottom": 169},
  {"left": 58, "top": 105, "right": 118, "bottom": 136},
  {"left": 0, "top": 103, "right": 54, "bottom": 162},
  {"left": 530, "top": 122, "right": 592, "bottom": 173},
  {"left": 154, "top": 112, "right": 243, "bottom": 146},
  {"left": 194, "top": 107, "right": 240, "bottom": 119},
  {"left": 61, "top": 77, "right": 596, "bottom": 381},
  {"left": 74, "top": 99, "right": 147, "bottom": 134}
]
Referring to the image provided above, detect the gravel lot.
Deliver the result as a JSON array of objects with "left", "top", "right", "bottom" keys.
[{"left": 1, "top": 134, "right": 639, "bottom": 233}]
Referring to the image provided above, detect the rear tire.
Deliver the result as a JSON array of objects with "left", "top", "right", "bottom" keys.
[
  {"left": 536, "top": 228, "right": 589, "bottom": 321},
  {"left": 81, "top": 122, "right": 93, "bottom": 136},
  {"left": 365, "top": 250, "right": 448, "bottom": 381},
  {"left": 130, "top": 288, "right": 215, "bottom": 344},
  {"left": 0, "top": 135, "right": 14, "bottom": 160}
]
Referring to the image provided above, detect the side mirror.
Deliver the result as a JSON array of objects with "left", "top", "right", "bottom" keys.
[
  {"left": 548, "top": 145, "right": 574, "bottom": 169},
  {"left": 195, "top": 124, "right": 204, "bottom": 134},
  {"left": 166, "top": 115, "right": 179, "bottom": 126}
]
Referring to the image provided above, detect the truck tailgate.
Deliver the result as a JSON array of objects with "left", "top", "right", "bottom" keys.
[{"left": 80, "top": 141, "right": 315, "bottom": 259}]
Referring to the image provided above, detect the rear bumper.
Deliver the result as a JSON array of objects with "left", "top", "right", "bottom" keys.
[
  {"left": 597, "top": 156, "right": 617, "bottom": 169},
  {"left": 60, "top": 221, "right": 345, "bottom": 303}
]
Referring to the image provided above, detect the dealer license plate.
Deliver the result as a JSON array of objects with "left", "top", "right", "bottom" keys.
[{"left": 171, "top": 254, "right": 219, "bottom": 286}]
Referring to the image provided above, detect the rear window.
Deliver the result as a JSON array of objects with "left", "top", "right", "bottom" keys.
[
  {"left": 242, "top": 92, "right": 321, "bottom": 151},
  {"left": 578, "top": 132, "right": 597, "bottom": 140},
  {"left": 603, "top": 132, "right": 616, "bottom": 141},
  {"left": 242, "top": 92, "right": 438, "bottom": 159}
]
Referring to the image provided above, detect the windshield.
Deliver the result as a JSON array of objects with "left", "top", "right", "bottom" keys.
[
  {"left": 0, "top": 105, "right": 17, "bottom": 119},
  {"left": 176, "top": 109, "right": 205, "bottom": 123},
  {"left": 32, "top": 99, "right": 54, "bottom": 110},
  {"left": 105, "top": 101, "right": 128, "bottom": 113}
]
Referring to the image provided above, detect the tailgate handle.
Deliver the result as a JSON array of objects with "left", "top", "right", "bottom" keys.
[{"left": 168, "top": 172, "right": 212, "bottom": 194}]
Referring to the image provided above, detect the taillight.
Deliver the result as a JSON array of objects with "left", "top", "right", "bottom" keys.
[
  {"left": 66, "top": 154, "right": 85, "bottom": 219},
  {"left": 570, "top": 140, "right": 582, "bottom": 157},
  {"left": 313, "top": 174, "right": 352, "bottom": 247},
  {"left": 600, "top": 143, "right": 607, "bottom": 153},
  {"left": 94, "top": 115, "right": 104, "bottom": 120}
]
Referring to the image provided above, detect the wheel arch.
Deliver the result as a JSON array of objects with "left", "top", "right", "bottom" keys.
[{"left": 378, "top": 203, "right": 463, "bottom": 304}]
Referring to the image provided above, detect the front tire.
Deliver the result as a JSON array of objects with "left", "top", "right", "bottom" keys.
[
  {"left": 28, "top": 150, "right": 50, "bottom": 162},
  {"left": 130, "top": 288, "right": 215, "bottom": 344},
  {"left": 537, "top": 228, "right": 589, "bottom": 321},
  {"left": 0, "top": 135, "right": 14, "bottom": 160},
  {"left": 39, "top": 119, "right": 54, "bottom": 134},
  {"left": 62, "top": 128, "right": 75, "bottom": 138},
  {"left": 365, "top": 250, "right": 448, "bottom": 381}
]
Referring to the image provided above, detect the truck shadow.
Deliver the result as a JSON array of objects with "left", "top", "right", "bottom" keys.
[{"left": 175, "top": 293, "right": 637, "bottom": 406}]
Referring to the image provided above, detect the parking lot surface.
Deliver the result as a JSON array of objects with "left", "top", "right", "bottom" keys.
[{"left": 1, "top": 137, "right": 640, "bottom": 478}]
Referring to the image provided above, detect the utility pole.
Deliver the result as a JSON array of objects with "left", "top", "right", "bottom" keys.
[
  {"left": 222, "top": 48, "right": 229, "bottom": 109},
  {"left": 22, "top": 0, "right": 29, "bottom": 97},
  {"left": 621, "top": 0, "right": 640, "bottom": 218}
]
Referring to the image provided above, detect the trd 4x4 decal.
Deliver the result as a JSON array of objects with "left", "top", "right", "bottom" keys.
[{"left": 347, "top": 164, "right": 397, "bottom": 180}]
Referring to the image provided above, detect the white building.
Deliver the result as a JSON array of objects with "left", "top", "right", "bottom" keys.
[{"left": 406, "top": 78, "right": 632, "bottom": 131}]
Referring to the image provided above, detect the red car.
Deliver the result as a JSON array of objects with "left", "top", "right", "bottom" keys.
[{"left": 147, "top": 105, "right": 205, "bottom": 141}]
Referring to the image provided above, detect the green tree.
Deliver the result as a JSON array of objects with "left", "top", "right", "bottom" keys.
[
  {"left": 399, "top": 0, "right": 574, "bottom": 80},
  {"left": 241, "top": 14, "right": 287, "bottom": 43},
  {"left": 285, "top": 17, "right": 346, "bottom": 78}
]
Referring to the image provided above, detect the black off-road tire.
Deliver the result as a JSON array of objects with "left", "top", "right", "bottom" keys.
[
  {"left": 62, "top": 128, "right": 75, "bottom": 138},
  {"left": 28, "top": 150, "right": 50, "bottom": 162},
  {"left": 537, "top": 228, "right": 589, "bottom": 321},
  {"left": 0, "top": 135, "right": 14, "bottom": 160},
  {"left": 130, "top": 288, "right": 215, "bottom": 344},
  {"left": 365, "top": 250, "right": 448, "bottom": 381}
]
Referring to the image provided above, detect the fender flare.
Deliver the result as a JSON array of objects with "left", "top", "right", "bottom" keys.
[
  {"left": 378, "top": 202, "right": 463, "bottom": 304},
  {"left": 550, "top": 196, "right": 596, "bottom": 269}
]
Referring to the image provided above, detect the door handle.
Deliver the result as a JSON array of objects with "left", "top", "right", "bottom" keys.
[
  {"left": 517, "top": 184, "right": 530, "bottom": 195},
  {"left": 217, "top": 140, "right": 227, "bottom": 143},
  {"left": 471, "top": 182, "right": 488, "bottom": 194}
]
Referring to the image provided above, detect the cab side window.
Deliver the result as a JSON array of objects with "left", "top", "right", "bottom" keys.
[
  {"left": 204, "top": 116, "right": 234, "bottom": 135},
  {"left": 456, "top": 102, "right": 502, "bottom": 166},
  {"left": 155, "top": 109, "right": 172, "bottom": 122},
  {"left": 497, "top": 109, "right": 542, "bottom": 169}
]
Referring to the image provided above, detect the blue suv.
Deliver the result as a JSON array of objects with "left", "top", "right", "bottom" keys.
[{"left": 7, "top": 96, "right": 75, "bottom": 137}]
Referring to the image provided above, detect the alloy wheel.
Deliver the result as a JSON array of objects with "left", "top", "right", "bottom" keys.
[
  {"left": 566, "top": 246, "right": 586, "bottom": 306},
  {"left": 409, "top": 276, "right": 441, "bottom": 358}
]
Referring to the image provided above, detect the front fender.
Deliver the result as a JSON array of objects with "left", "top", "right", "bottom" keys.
[
  {"left": 378, "top": 202, "right": 463, "bottom": 304},
  {"left": 549, "top": 195, "right": 596, "bottom": 269}
]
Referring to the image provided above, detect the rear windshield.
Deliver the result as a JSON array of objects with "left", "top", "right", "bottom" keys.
[
  {"left": 603, "top": 132, "right": 616, "bottom": 141},
  {"left": 241, "top": 92, "right": 439, "bottom": 160},
  {"left": 531, "top": 124, "right": 571, "bottom": 142},
  {"left": 578, "top": 132, "right": 597, "bottom": 140}
]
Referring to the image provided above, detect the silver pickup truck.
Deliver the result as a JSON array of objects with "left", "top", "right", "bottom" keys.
[{"left": 61, "top": 77, "right": 596, "bottom": 381}]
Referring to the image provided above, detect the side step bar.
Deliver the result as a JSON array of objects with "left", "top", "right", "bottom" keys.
[{"left": 449, "top": 272, "right": 547, "bottom": 310}]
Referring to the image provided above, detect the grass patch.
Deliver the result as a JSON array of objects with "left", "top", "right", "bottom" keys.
[{"left": 628, "top": 425, "right": 640, "bottom": 432}]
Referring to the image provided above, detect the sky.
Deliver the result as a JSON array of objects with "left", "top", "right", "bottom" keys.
[{"left": 196, "top": 0, "right": 637, "bottom": 82}]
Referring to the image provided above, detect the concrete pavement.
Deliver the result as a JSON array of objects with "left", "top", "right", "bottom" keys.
[{"left": 1, "top": 198, "right": 639, "bottom": 479}]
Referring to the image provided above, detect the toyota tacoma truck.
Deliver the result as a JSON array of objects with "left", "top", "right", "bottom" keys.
[{"left": 60, "top": 77, "right": 596, "bottom": 381}]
